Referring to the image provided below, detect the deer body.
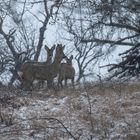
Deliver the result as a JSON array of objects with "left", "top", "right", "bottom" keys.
[
  {"left": 19, "top": 44, "right": 65, "bottom": 90},
  {"left": 58, "top": 55, "right": 75, "bottom": 88},
  {"left": 18, "top": 45, "right": 55, "bottom": 89}
]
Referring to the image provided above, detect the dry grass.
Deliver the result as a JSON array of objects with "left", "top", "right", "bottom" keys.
[{"left": 0, "top": 81, "right": 140, "bottom": 139}]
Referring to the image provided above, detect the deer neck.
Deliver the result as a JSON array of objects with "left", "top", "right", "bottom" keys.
[
  {"left": 52, "top": 56, "right": 62, "bottom": 68},
  {"left": 45, "top": 55, "right": 52, "bottom": 64},
  {"left": 50, "top": 55, "right": 62, "bottom": 77}
]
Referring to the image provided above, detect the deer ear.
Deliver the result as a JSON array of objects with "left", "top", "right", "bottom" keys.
[
  {"left": 70, "top": 55, "right": 73, "bottom": 60},
  {"left": 62, "top": 45, "right": 65, "bottom": 50},
  {"left": 45, "top": 45, "right": 49, "bottom": 51},
  {"left": 51, "top": 45, "right": 55, "bottom": 51}
]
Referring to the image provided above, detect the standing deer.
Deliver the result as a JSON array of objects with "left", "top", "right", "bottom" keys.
[
  {"left": 38, "top": 45, "right": 55, "bottom": 88},
  {"left": 58, "top": 55, "right": 75, "bottom": 88},
  {"left": 19, "top": 44, "right": 65, "bottom": 90},
  {"left": 18, "top": 45, "right": 55, "bottom": 89}
]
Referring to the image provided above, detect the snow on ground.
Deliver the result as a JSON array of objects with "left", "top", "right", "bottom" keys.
[{"left": 0, "top": 82, "right": 140, "bottom": 140}]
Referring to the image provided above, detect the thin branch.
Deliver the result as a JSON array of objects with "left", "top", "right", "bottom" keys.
[
  {"left": 0, "top": 117, "right": 77, "bottom": 140},
  {"left": 81, "top": 38, "right": 134, "bottom": 46}
]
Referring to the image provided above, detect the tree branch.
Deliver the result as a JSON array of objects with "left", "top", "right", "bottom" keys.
[{"left": 81, "top": 37, "right": 134, "bottom": 46}]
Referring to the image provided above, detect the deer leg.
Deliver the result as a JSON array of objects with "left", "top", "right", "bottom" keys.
[
  {"left": 57, "top": 77, "right": 60, "bottom": 88},
  {"left": 71, "top": 77, "right": 75, "bottom": 89},
  {"left": 60, "top": 80, "right": 63, "bottom": 88},
  {"left": 22, "top": 80, "right": 28, "bottom": 90},
  {"left": 41, "top": 80, "right": 45, "bottom": 88},
  {"left": 64, "top": 78, "right": 67, "bottom": 87},
  {"left": 47, "top": 79, "right": 53, "bottom": 89},
  {"left": 38, "top": 80, "right": 44, "bottom": 89},
  {"left": 22, "top": 76, "right": 33, "bottom": 91},
  {"left": 24, "top": 80, "right": 32, "bottom": 91},
  {"left": 58, "top": 77, "right": 63, "bottom": 89}
]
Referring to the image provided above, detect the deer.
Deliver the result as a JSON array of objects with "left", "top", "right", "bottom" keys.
[
  {"left": 37, "top": 45, "right": 55, "bottom": 88},
  {"left": 18, "top": 45, "right": 55, "bottom": 89},
  {"left": 18, "top": 44, "right": 66, "bottom": 90},
  {"left": 58, "top": 55, "right": 75, "bottom": 88}
]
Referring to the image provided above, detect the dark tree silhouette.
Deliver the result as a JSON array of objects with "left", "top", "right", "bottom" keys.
[
  {"left": 0, "top": 0, "right": 62, "bottom": 85},
  {"left": 107, "top": 43, "right": 140, "bottom": 79}
]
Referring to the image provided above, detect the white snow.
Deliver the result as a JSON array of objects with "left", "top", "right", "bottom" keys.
[{"left": 0, "top": 83, "right": 140, "bottom": 139}]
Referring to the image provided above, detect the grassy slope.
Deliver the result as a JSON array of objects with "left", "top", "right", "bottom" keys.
[{"left": 0, "top": 82, "right": 140, "bottom": 140}]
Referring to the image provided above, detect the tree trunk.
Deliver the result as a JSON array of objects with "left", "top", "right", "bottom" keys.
[{"left": 34, "top": 17, "right": 50, "bottom": 61}]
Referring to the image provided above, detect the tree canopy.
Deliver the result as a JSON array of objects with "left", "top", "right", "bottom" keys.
[{"left": 0, "top": 0, "right": 140, "bottom": 84}]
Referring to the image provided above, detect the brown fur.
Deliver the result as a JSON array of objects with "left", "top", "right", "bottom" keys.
[
  {"left": 19, "top": 45, "right": 55, "bottom": 89},
  {"left": 58, "top": 55, "right": 75, "bottom": 88},
  {"left": 19, "top": 44, "right": 65, "bottom": 90}
]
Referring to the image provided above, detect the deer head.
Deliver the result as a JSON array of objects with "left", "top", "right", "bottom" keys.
[
  {"left": 52, "top": 44, "right": 66, "bottom": 64},
  {"left": 65, "top": 55, "right": 73, "bottom": 65},
  {"left": 44, "top": 44, "right": 55, "bottom": 64}
]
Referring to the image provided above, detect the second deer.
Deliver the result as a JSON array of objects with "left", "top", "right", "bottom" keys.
[
  {"left": 38, "top": 45, "right": 55, "bottom": 88},
  {"left": 58, "top": 55, "right": 75, "bottom": 88}
]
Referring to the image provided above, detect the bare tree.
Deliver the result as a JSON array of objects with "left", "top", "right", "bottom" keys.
[
  {"left": 56, "top": 0, "right": 104, "bottom": 82},
  {"left": 57, "top": 0, "right": 140, "bottom": 80},
  {"left": 0, "top": 0, "right": 63, "bottom": 85}
]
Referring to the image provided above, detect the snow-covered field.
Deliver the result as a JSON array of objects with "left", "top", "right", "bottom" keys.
[{"left": 0, "top": 82, "right": 140, "bottom": 140}]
